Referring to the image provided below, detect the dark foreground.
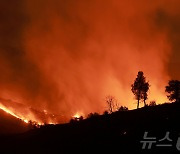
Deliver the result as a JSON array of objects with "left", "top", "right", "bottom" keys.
[{"left": 0, "top": 102, "right": 180, "bottom": 154}]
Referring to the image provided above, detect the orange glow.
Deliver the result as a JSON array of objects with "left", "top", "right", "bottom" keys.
[
  {"left": 0, "top": 104, "right": 29, "bottom": 124},
  {"left": 73, "top": 113, "right": 80, "bottom": 119},
  {"left": 0, "top": 103, "right": 60, "bottom": 125},
  {"left": 73, "top": 112, "right": 84, "bottom": 119},
  {"left": 0, "top": 0, "right": 179, "bottom": 124},
  {"left": 0, "top": 101, "right": 59, "bottom": 125}
]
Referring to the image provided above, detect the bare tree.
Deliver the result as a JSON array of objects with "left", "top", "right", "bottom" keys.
[
  {"left": 115, "top": 102, "right": 120, "bottom": 111},
  {"left": 106, "top": 95, "right": 117, "bottom": 113}
]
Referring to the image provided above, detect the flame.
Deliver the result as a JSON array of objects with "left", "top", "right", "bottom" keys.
[
  {"left": 0, "top": 99, "right": 68, "bottom": 125},
  {"left": 73, "top": 113, "right": 80, "bottom": 118},
  {"left": 0, "top": 102, "right": 46, "bottom": 125},
  {"left": 0, "top": 0, "right": 179, "bottom": 121},
  {"left": 48, "top": 122, "right": 57, "bottom": 125},
  {"left": 73, "top": 112, "right": 84, "bottom": 118},
  {"left": 0, "top": 104, "right": 29, "bottom": 124}
]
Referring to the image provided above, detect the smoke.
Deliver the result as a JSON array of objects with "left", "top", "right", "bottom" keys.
[{"left": 0, "top": 0, "right": 179, "bottom": 122}]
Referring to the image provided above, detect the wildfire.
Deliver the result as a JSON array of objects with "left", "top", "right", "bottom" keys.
[
  {"left": 73, "top": 112, "right": 84, "bottom": 119},
  {"left": 0, "top": 104, "right": 29, "bottom": 123},
  {"left": 73, "top": 113, "right": 81, "bottom": 118},
  {"left": 0, "top": 102, "right": 61, "bottom": 126}
]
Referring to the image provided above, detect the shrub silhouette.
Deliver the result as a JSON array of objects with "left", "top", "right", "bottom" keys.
[
  {"left": 87, "top": 112, "right": 99, "bottom": 119},
  {"left": 149, "top": 101, "right": 156, "bottom": 106},
  {"left": 103, "top": 110, "right": 109, "bottom": 115},
  {"left": 118, "top": 106, "right": 128, "bottom": 111},
  {"left": 69, "top": 116, "right": 84, "bottom": 123}
]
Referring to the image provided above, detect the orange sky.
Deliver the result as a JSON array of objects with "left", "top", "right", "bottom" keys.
[{"left": 0, "top": 0, "right": 179, "bottom": 123}]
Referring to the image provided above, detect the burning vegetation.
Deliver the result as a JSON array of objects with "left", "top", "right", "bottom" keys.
[{"left": 0, "top": 0, "right": 179, "bottom": 126}]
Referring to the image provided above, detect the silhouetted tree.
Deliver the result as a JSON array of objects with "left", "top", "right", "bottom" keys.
[
  {"left": 131, "top": 71, "right": 150, "bottom": 108},
  {"left": 87, "top": 112, "right": 99, "bottom": 119},
  {"left": 69, "top": 118, "right": 76, "bottom": 123},
  {"left": 69, "top": 116, "right": 84, "bottom": 123},
  {"left": 165, "top": 80, "right": 180, "bottom": 102},
  {"left": 142, "top": 82, "right": 150, "bottom": 106},
  {"left": 149, "top": 101, "right": 156, "bottom": 106},
  {"left": 106, "top": 95, "right": 117, "bottom": 113},
  {"left": 118, "top": 106, "right": 128, "bottom": 111},
  {"left": 103, "top": 110, "right": 109, "bottom": 115},
  {"left": 79, "top": 116, "right": 84, "bottom": 121}
]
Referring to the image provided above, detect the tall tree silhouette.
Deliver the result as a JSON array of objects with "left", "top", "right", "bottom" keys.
[
  {"left": 165, "top": 80, "right": 180, "bottom": 102},
  {"left": 131, "top": 71, "right": 150, "bottom": 108}
]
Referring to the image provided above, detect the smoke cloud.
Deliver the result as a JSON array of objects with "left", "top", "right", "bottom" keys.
[{"left": 0, "top": 0, "right": 179, "bottom": 122}]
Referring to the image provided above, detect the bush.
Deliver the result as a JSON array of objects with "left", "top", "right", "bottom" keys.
[
  {"left": 118, "top": 106, "right": 128, "bottom": 111},
  {"left": 87, "top": 112, "right": 99, "bottom": 119},
  {"left": 69, "top": 116, "right": 84, "bottom": 123},
  {"left": 149, "top": 101, "right": 156, "bottom": 106},
  {"left": 103, "top": 110, "right": 109, "bottom": 115}
]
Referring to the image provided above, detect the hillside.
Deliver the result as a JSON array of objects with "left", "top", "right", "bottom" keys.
[
  {"left": 0, "top": 109, "right": 30, "bottom": 135},
  {"left": 0, "top": 102, "right": 180, "bottom": 153}
]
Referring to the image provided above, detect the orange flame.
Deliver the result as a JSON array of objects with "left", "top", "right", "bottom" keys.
[
  {"left": 73, "top": 113, "right": 81, "bottom": 119},
  {"left": 0, "top": 102, "right": 63, "bottom": 125},
  {"left": 0, "top": 104, "right": 29, "bottom": 124},
  {"left": 73, "top": 112, "right": 84, "bottom": 118}
]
